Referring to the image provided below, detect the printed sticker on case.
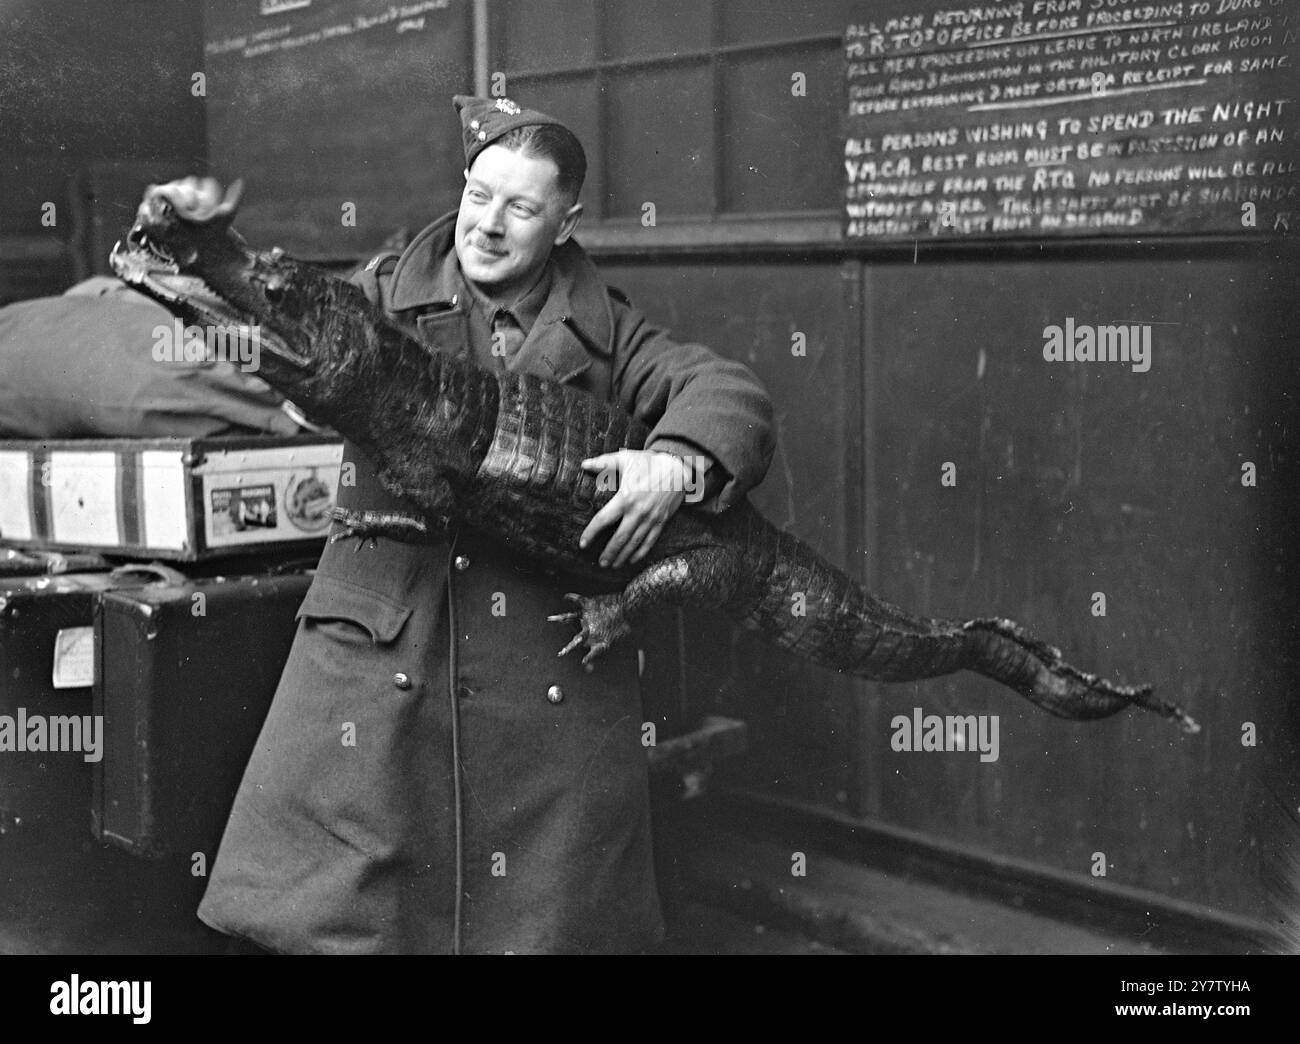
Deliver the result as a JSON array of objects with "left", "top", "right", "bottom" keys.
[
  {"left": 283, "top": 471, "right": 334, "bottom": 533},
  {"left": 211, "top": 484, "right": 278, "bottom": 535},
  {"left": 52, "top": 626, "right": 95, "bottom": 690}
]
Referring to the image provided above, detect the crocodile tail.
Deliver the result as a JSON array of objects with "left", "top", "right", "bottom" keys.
[
  {"left": 958, "top": 616, "right": 1198, "bottom": 733},
  {"left": 732, "top": 528, "right": 1198, "bottom": 734}
]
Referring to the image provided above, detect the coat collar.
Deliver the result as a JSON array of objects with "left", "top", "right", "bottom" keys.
[{"left": 385, "top": 211, "right": 614, "bottom": 370}]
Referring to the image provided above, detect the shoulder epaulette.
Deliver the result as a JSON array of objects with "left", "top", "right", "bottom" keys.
[{"left": 363, "top": 252, "right": 400, "bottom": 276}]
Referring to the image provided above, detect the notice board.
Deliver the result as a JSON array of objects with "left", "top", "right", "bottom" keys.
[
  {"left": 203, "top": 0, "right": 471, "bottom": 258},
  {"left": 844, "top": 0, "right": 1299, "bottom": 239}
]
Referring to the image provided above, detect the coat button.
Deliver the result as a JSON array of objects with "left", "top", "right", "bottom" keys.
[
  {"left": 546, "top": 685, "right": 564, "bottom": 705},
  {"left": 454, "top": 555, "right": 470, "bottom": 571},
  {"left": 393, "top": 672, "right": 412, "bottom": 690}
]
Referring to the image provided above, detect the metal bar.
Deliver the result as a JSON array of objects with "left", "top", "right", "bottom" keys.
[
  {"left": 709, "top": 0, "right": 723, "bottom": 216},
  {"left": 472, "top": 0, "right": 489, "bottom": 97},
  {"left": 593, "top": 1, "right": 607, "bottom": 220},
  {"left": 856, "top": 259, "right": 884, "bottom": 820}
]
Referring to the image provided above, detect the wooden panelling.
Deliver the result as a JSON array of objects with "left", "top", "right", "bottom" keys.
[
  {"left": 864, "top": 246, "right": 1297, "bottom": 917},
  {"left": 598, "top": 243, "right": 1296, "bottom": 921},
  {"left": 599, "top": 259, "right": 861, "bottom": 811}
]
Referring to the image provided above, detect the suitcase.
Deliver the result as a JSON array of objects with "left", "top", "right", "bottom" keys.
[
  {"left": 0, "top": 564, "right": 185, "bottom": 838},
  {"left": 92, "top": 572, "right": 313, "bottom": 859},
  {"left": 0, "top": 435, "right": 343, "bottom": 561}
]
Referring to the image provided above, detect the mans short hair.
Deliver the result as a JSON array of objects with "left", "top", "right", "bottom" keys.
[{"left": 494, "top": 123, "right": 587, "bottom": 205}]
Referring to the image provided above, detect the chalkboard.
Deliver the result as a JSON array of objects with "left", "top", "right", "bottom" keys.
[
  {"left": 844, "top": 0, "right": 1299, "bottom": 239},
  {"left": 203, "top": 0, "right": 471, "bottom": 258}
]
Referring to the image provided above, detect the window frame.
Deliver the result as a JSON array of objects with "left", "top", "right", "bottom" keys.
[{"left": 487, "top": 1, "right": 844, "bottom": 249}]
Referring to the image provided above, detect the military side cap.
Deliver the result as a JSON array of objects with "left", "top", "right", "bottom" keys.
[{"left": 453, "top": 94, "right": 580, "bottom": 171}]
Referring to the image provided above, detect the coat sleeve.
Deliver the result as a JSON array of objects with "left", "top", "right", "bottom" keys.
[{"left": 608, "top": 292, "right": 775, "bottom": 513}]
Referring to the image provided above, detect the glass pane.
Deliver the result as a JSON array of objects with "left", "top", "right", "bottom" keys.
[
  {"left": 722, "top": 45, "right": 841, "bottom": 213},
  {"left": 719, "top": 0, "right": 849, "bottom": 45},
  {"left": 606, "top": 63, "right": 714, "bottom": 219},
  {"left": 499, "top": 0, "right": 596, "bottom": 73},
  {"left": 504, "top": 75, "right": 604, "bottom": 216},
  {"left": 603, "top": 0, "right": 712, "bottom": 60}
]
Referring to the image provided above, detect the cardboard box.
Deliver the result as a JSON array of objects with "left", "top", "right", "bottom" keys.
[{"left": 0, "top": 436, "right": 343, "bottom": 560}]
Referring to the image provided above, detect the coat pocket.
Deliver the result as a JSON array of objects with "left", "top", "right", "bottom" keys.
[{"left": 296, "top": 572, "right": 413, "bottom": 645}]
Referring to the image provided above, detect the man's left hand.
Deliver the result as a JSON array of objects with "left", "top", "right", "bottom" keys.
[{"left": 580, "top": 450, "right": 690, "bottom": 568}]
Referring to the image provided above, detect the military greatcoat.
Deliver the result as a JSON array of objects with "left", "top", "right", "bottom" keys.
[{"left": 197, "top": 212, "right": 775, "bottom": 954}]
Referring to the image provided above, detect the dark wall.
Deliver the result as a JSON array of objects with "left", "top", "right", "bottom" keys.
[
  {"left": 870, "top": 244, "right": 1297, "bottom": 918},
  {"left": 607, "top": 260, "right": 863, "bottom": 813},
  {"left": 202, "top": 0, "right": 472, "bottom": 259},
  {"left": 602, "top": 241, "right": 1298, "bottom": 921},
  {"left": 0, "top": 0, "right": 207, "bottom": 301}
]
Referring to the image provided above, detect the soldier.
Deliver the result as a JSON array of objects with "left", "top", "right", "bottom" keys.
[{"left": 198, "top": 95, "right": 775, "bottom": 954}]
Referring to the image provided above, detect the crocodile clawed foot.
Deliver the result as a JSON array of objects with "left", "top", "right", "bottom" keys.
[
  {"left": 328, "top": 507, "right": 435, "bottom": 548},
  {"left": 547, "top": 592, "right": 631, "bottom": 667},
  {"left": 328, "top": 521, "right": 378, "bottom": 550}
]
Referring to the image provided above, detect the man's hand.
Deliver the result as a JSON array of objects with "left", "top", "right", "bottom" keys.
[{"left": 580, "top": 450, "right": 690, "bottom": 568}]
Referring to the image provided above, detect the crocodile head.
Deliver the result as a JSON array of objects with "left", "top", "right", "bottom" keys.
[
  {"left": 124, "top": 176, "right": 244, "bottom": 269},
  {"left": 111, "top": 176, "right": 318, "bottom": 372}
]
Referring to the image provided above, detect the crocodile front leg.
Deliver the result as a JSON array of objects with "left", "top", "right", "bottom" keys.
[
  {"left": 550, "top": 592, "right": 632, "bottom": 665},
  {"left": 549, "top": 546, "right": 747, "bottom": 665},
  {"left": 327, "top": 473, "right": 455, "bottom": 547}
]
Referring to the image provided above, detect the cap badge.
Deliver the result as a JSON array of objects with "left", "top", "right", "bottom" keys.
[{"left": 494, "top": 98, "right": 521, "bottom": 116}]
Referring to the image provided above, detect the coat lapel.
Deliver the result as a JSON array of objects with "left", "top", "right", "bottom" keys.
[
  {"left": 520, "top": 269, "right": 592, "bottom": 384},
  {"left": 518, "top": 237, "right": 614, "bottom": 385},
  {"left": 383, "top": 216, "right": 617, "bottom": 390},
  {"left": 386, "top": 213, "right": 459, "bottom": 313}
]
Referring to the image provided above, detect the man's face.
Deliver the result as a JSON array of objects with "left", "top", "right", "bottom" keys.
[{"left": 455, "top": 144, "right": 581, "bottom": 303}]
